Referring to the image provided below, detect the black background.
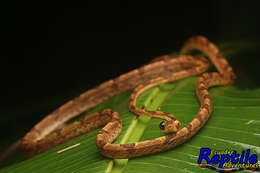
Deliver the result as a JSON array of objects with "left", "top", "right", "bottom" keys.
[{"left": 1, "top": 1, "right": 260, "bottom": 146}]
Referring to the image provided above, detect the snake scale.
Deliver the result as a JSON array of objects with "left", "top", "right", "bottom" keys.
[{"left": 1, "top": 36, "right": 236, "bottom": 161}]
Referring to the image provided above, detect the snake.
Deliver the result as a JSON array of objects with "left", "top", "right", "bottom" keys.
[{"left": 0, "top": 36, "right": 236, "bottom": 161}]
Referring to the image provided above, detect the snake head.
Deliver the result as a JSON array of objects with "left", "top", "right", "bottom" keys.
[{"left": 159, "top": 120, "right": 181, "bottom": 133}]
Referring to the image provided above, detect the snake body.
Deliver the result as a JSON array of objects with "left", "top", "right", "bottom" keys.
[{"left": 19, "top": 36, "right": 235, "bottom": 159}]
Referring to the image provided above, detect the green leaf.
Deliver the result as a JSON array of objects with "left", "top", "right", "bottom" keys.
[{"left": 1, "top": 42, "right": 260, "bottom": 173}]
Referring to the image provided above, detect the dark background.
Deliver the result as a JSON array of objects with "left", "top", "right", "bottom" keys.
[{"left": 1, "top": 1, "right": 260, "bottom": 152}]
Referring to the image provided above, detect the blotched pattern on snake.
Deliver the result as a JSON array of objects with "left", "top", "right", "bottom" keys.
[{"left": 17, "top": 36, "right": 235, "bottom": 159}]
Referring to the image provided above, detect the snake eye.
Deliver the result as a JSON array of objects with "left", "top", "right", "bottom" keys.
[{"left": 159, "top": 121, "right": 165, "bottom": 130}]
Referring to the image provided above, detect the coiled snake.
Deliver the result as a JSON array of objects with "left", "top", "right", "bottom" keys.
[{"left": 1, "top": 36, "right": 236, "bottom": 161}]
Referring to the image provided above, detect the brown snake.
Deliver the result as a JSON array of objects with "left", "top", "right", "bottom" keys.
[{"left": 1, "top": 36, "right": 236, "bottom": 160}]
